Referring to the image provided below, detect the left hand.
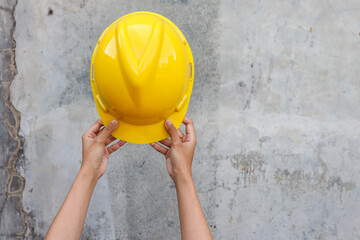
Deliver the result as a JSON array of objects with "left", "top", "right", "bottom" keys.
[
  {"left": 81, "top": 119, "right": 126, "bottom": 180},
  {"left": 150, "top": 117, "right": 197, "bottom": 184}
]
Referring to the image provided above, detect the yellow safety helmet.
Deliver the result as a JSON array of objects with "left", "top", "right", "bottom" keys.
[{"left": 90, "top": 12, "right": 194, "bottom": 144}]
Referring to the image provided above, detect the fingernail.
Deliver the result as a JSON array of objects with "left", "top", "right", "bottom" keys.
[
  {"left": 165, "top": 119, "right": 172, "bottom": 127},
  {"left": 111, "top": 120, "right": 118, "bottom": 127}
]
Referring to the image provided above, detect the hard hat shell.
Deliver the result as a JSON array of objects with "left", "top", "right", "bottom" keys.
[{"left": 90, "top": 11, "right": 194, "bottom": 144}]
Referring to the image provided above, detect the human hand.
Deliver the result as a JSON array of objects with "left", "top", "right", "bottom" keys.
[
  {"left": 150, "top": 117, "right": 197, "bottom": 185},
  {"left": 81, "top": 119, "right": 126, "bottom": 180}
]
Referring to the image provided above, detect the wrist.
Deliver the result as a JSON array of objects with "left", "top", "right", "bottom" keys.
[
  {"left": 78, "top": 165, "right": 100, "bottom": 186},
  {"left": 174, "top": 171, "right": 193, "bottom": 188}
]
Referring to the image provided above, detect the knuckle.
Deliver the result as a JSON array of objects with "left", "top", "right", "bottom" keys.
[
  {"left": 108, "top": 125, "right": 116, "bottom": 132},
  {"left": 104, "top": 128, "right": 113, "bottom": 135}
]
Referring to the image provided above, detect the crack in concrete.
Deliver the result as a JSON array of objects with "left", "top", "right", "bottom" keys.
[
  {"left": 0, "top": 0, "right": 30, "bottom": 238},
  {"left": 0, "top": 6, "right": 13, "bottom": 13}
]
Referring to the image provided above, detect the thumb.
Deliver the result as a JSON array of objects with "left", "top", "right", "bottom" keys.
[
  {"left": 165, "top": 119, "right": 181, "bottom": 145},
  {"left": 97, "top": 120, "right": 118, "bottom": 143}
]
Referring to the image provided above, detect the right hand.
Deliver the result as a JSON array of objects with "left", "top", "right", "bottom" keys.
[
  {"left": 81, "top": 119, "right": 126, "bottom": 180},
  {"left": 150, "top": 117, "right": 197, "bottom": 184}
]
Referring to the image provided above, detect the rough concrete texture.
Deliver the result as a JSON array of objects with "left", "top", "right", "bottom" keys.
[
  {"left": 0, "top": 0, "right": 28, "bottom": 239},
  {"left": 0, "top": 0, "right": 358, "bottom": 239}
]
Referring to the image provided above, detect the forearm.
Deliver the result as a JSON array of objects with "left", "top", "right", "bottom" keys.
[
  {"left": 45, "top": 167, "right": 98, "bottom": 240},
  {"left": 175, "top": 175, "right": 213, "bottom": 240}
]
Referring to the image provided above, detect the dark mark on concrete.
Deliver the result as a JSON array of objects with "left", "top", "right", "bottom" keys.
[
  {"left": 237, "top": 81, "right": 245, "bottom": 87},
  {"left": 0, "top": 168, "right": 7, "bottom": 206},
  {"left": 0, "top": 196, "right": 23, "bottom": 236},
  {"left": 228, "top": 151, "right": 266, "bottom": 188},
  {"left": 10, "top": 175, "right": 22, "bottom": 192},
  {"left": 274, "top": 149, "right": 356, "bottom": 200},
  {"left": 47, "top": 7, "right": 53, "bottom": 16},
  {"left": 160, "top": 0, "right": 188, "bottom": 4},
  {"left": 275, "top": 168, "right": 355, "bottom": 200},
  {"left": 0, "top": 1, "right": 17, "bottom": 11}
]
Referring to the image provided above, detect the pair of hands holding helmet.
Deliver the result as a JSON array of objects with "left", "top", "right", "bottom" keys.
[
  {"left": 45, "top": 117, "right": 213, "bottom": 240},
  {"left": 81, "top": 117, "right": 196, "bottom": 184}
]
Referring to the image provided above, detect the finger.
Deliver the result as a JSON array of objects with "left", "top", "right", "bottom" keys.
[
  {"left": 165, "top": 119, "right": 181, "bottom": 145},
  {"left": 177, "top": 129, "right": 184, "bottom": 139},
  {"left": 96, "top": 126, "right": 105, "bottom": 136},
  {"left": 105, "top": 135, "right": 117, "bottom": 146},
  {"left": 150, "top": 142, "right": 167, "bottom": 155},
  {"left": 107, "top": 140, "right": 125, "bottom": 154},
  {"left": 97, "top": 120, "right": 119, "bottom": 143},
  {"left": 87, "top": 119, "right": 104, "bottom": 135},
  {"left": 107, "top": 140, "right": 126, "bottom": 154},
  {"left": 160, "top": 138, "right": 171, "bottom": 147},
  {"left": 183, "top": 117, "right": 196, "bottom": 142}
]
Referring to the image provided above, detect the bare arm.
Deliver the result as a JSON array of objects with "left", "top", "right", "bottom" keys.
[
  {"left": 150, "top": 117, "right": 213, "bottom": 240},
  {"left": 45, "top": 120, "right": 125, "bottom": 240},
  {"left": 175, "top": 174, "right": 212, "bottom": 240}
]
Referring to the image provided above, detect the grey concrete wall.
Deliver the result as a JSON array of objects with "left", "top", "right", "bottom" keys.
[{"left": 0, "top": 0, "right": 359, "bottom": 239}]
